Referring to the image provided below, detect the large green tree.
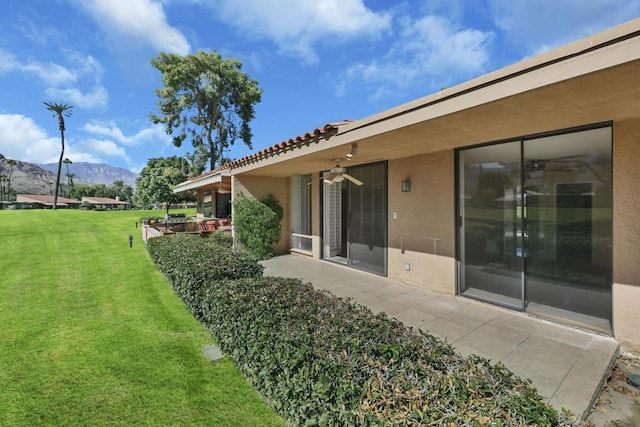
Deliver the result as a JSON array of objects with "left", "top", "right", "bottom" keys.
[
  {"left": 134, "top": 156, "right": 194, "bottom": 208},
  {"left": 44, "top": 102, "right": 73, "bottom": 209},
  {"left": 70, "top": 181, "right": 134, "bottom": 202},
  {"left": 150, "top": 50, "right": 262, "bottom": 171}
]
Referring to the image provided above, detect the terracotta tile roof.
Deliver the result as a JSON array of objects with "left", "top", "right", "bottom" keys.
[
  {"left": 82, "top": 197, "right": 128, "bottom": 205},
  {"left": 16, "top": 194, "right": 82, "bottom": 205},
  {"left": 229, "top": 120, "right": 352, "bottom": 169},
  {"left": 185, "top": 120, "right": 352, "bottom": 181}
]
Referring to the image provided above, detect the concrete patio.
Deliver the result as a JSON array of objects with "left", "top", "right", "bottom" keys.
[{"left": 262, "top": 254, "right": 619, "bottom": 420}]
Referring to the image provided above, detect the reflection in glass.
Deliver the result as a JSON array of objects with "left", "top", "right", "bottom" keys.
[
  {"left": 322, "top": 162, "right": 387, "bottom": 275},
  {"left": 458, "top": 127, "right": 612, "bottom": 332},
  {"left": 459, "top": 141, "right": 523, "bottom": 309},
  {"left": 348, "top": 162, "right": 387, "bottom": 275},
  {"left": 216, "top": 192, "right": 231, "bottom": 218},
  {"left": 524, "top": 127, "right": 612, "bottom": 332},
  {"left": 203, "top": 190, "right": 212, "bottom": 218}
]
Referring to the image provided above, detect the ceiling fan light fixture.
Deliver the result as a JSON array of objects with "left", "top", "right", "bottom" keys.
[{"left": 346, "top": 143, "right": 358, "bottom": 160}]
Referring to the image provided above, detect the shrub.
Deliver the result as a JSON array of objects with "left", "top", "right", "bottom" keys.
[
  {"left": 208, "top": 230, "right": 233, "bottom": 248},
  {"left": 148, "top": 237, "right": 577, "bottom": 426},
  {"left": 194, "top": 276, "right": 571, "bottom": 426},
  {"left": 261, "top": 194, "right": 284, "bottom": 222},
  {"left": 232, "top": 194, "right": 281, "bottom": 259},
  {"left": 147, "top": 234, "right": 263, "bottom": 315}
]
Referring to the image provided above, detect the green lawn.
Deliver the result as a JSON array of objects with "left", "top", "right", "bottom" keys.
[{"left": 0, "top": 209, "right": 282, "bottom": 426}]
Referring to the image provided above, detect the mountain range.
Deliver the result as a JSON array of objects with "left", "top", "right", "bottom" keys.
[
  {"left": 37, "top": 162, "right": 138, "bottom": 188},
  {"left": 0, "top": 160, "right": 138, "bottom": 196}
]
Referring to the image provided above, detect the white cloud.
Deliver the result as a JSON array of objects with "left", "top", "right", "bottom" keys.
[
  {"left": 83, "top": 121, "right": 130, "bottom": 143},
  {"left": 0, "top": 49, "right": 76, "bottom": 86},
  {"left": 0, "top": 114, "right": 59, "bottom": 163},
  {"left": 76, "top": 0, "right": 191, "bottom": 54},
  {"left": 45, "top": 87, "right": 109, "bottom": 109},
  {"left": 0, "top": 49, "right": 108, "bottom": 109},
  {"left": 84, "top": 138, "right": 130, "bottom": 161},
  {"left": 0, "top": 114, "right": 105, "bottom": 164},
  {"left": 62, "top": 150, "right": 102, "bottom": 164},
  {"left": 0, "top": 50, "right": 17, "bottom": 74},
  {"left": 66, "top": 52, "right": 104, "bottom": 81},
  {"left": 82, "top": 121, "right": 171, "bottom": 145},
  {"left": 21, "top": 62, "right": 76, "bottom": 86},
  {"left": 338, "top": 14, "right": 493, "bottom": 100},
  {"left": 19, "top": 18, "right": 64, "bottom": 46},
  {"left": 488, "top": 0, "right": 640, "bottom": 54},
  {"left": 208, "top": 0, "right": 391, "bottom": 63}
]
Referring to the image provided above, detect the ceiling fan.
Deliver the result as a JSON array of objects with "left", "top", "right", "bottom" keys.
[{"left": 308, "top": 158, "right": 363, "bottom": 186}]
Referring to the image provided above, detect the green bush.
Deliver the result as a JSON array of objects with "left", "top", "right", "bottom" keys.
[
  {"left": 194, "top": 276, "right": 569, "bottom": 426},
  {"left": 147, "top": 234, "right": 263, "bottom": 315},
  {"left": 208, "top": 230, "right": 233, "bottom": 248},
  {"left": 261, "top": 194, "right": 284, "bottom": 222},
  {"left": 233, "top": 194, "right": 281, "bottom": 259},
  {"left": 148, "top": 237, "right": 577, "bottom": 426}
]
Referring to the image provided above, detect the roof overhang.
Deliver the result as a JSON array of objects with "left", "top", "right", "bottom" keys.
[
  {"left": 173, "top": 169, "right": 231, "bottom": 193},
  {"left": 231, "top": 18, "right": 640, "bottom": 178}
]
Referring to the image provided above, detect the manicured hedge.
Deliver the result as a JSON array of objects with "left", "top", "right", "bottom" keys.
[
  {"left": 147, "top": 233, "right": 262, "bottom": 315},
  {"left": 148, "top": 235, "right": 578, "bottom": 426}
]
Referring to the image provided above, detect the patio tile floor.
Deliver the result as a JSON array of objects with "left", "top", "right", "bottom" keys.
[{"left": 262, "top": 254, "right": 619, "bottom": 419}]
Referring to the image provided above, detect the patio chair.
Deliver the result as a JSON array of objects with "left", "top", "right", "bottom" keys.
[{"left": 198, "top": 220, "right": 217, "bottom": 236}]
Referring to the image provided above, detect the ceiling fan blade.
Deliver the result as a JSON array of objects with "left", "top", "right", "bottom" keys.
[
  {"left": 323, "top": 173, "right": 338, "bottom": 184},
  {"left": 307, "top": 176, "right": 325, "bottom": 186},
  {"left": 343, "top": 173, "right": 363, "bottom": 186}
]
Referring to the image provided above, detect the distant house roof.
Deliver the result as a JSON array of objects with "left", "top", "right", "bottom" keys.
[
  {"left": 16, "top": 194, "right": 82, "bottom": 206},
  {"left": 82, "top": 197, "right": 128, "bottom": 205}
]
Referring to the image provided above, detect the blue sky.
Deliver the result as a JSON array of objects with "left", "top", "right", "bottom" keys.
[{"left": 0, "top": 1, "right": 639, "bottom": 173}]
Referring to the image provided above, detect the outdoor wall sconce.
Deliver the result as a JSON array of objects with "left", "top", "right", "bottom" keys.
[{"left": 401, "top": 179, "right": 411, "bottom": 192}]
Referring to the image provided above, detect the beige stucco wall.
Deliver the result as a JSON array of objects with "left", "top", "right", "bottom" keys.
[
  {"left": 612, "top": 118, "right": 640, "bottom": 352},
  {"left": 232, "top": 175, "right": 291, "bottom": 255},
  {"left": 387, "top": 150, "right": 456, "bottom": 294}
]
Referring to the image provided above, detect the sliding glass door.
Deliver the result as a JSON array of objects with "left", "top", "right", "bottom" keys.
[
  {"left": 348, "top": 162, "right": 387, "bottom": 275},
  {"left": 458, "top": 126, "right": 612, "bottom": 332},
  {"left": 458, "top": 141, "right": 524, "bottom": 310},
  {"left": 322, "top": 161, "right": 387, "bottom": 275},
  {"left": 522, "top": 128, "right": 612, "bottom": 332}
]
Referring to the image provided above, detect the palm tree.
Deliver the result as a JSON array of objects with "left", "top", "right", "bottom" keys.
[
  {"left": 5, "top": 159, "right": 16, "bottom": 202},
  {"left": 63, "top": 158, "right": 73, "bottom": 197},
  {"left": 0, "top": 174, "right": 6, "bottom": 207},
  {"left": 0, "top": 154, "right": 4, "bottom": 207},
  {"left": 67, "top": 173, "right": 76, "bottom": 198},
  {"left": 44, "top": 102, "right": 73, "bottom": 209}
]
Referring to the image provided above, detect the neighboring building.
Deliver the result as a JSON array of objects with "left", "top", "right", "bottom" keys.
[
  {"left": 81, "top": 196, "right": 130, "bottom": 210},
  {"left": 16, "top": 194, "right": 82, "bottom": 209},
  {"left": 173, "top": 169, "right": 232, "bottom": 219},
  {"left": 174, "top": 19, "right": 640, "bottom": 352}
]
